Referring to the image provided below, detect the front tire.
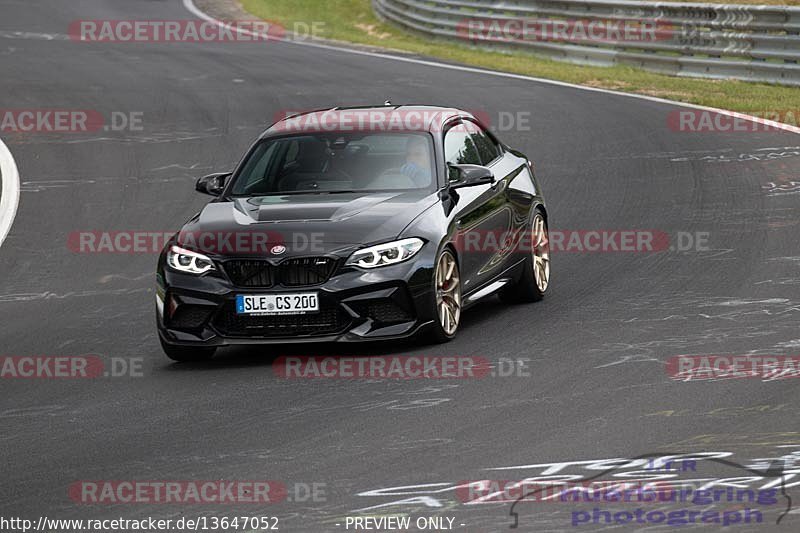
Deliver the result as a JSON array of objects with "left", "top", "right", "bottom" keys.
[
  {"left": 159, "top": 337, "right": 216, "bottom": 362},
  {"left": 500, "top": 210, "right": 550, "bottom": 303},
  {"left": 428, "top": 248, "right": 462, "bottom": 343}
]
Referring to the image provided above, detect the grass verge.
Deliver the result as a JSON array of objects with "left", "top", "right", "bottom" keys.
[{"left": 240, "top": 0, "right": 799, "bottom": 117}]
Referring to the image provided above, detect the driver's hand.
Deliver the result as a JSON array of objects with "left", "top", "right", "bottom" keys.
[{"left": 401, "top": 162, "right": 429, "bottom": 187}]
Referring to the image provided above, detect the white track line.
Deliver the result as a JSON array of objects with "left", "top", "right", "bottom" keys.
[
  {"left": 0, "top": 136, "right": 20, "bottom": 249},
  {"left": 183, "top": 0, "right": 800, "bottom": 136}
]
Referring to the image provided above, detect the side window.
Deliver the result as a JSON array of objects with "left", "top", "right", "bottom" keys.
[
  {"left": 444, "top": 121, "right": 481, "bottom": 178},
  {"left": 463, "top": 120, "right": 500, "bottom": 165}
]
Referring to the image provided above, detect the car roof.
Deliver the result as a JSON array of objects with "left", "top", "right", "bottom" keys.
[{"left": 261, "top": 105, "right": 477, "bottom": 138}]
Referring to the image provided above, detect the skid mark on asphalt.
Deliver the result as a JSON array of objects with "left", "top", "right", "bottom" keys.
[
  {"left": 617, "top": 294, "right": 800, "bottom": 315},
  {"left": 0, "top": 287, "right": 149, "bottom": 303},
  {"left": 149, "top": 162, "right": 213, "bottom": 172},
  {"left": 5, "top": 130, "right": 223, "bottom": 146},
  {"left": 98, "top": 273, "right": 152, "bottom": 284},
  {"left": 755, "top": 278, "right": 800, "bottom": 286},
  {"left": 775, "top": 339, "right": 800, "bottom": 348},
  {"left": 704, "top": 298, "right": 790, "bottom": 307},
  {"left": 697, "top": 305, "right": 800, "bottom": 320},
  {"left": 671, "top": 146, "right": 800, "bottom": 163},
  {"left": 0, "top": 30, "right": 68, "bottom": 41},
  {"left": 593, "top": 146, "right": 800, "bottom": 163},
  {"left": 20, "top": 176, "right": 192, "bottom": 192},
  {"left": 764, "top": 180, "right": 800, "bottom": 196},
  {"left": 661, "top": 433, "right": 800, "bottom": 449},
  {"left": 641, "top": 404, "right": 795, "bottom": 419},
  {"left": 0, "top": 405, "right": 67, "bottom": 418},
  {"left": 593, "top": 354, "right": 661, "bottom": 368}
]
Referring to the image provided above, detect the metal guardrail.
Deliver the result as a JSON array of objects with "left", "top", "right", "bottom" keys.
[{"left": 373, "top": 0, "right": 800, "bottom": 85}]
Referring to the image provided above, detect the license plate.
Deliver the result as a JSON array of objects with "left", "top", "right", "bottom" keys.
[{"left": 235, "top": 293, "right": 319, "bottom": 316}]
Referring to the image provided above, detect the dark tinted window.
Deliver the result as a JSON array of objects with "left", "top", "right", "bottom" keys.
[{"left": 463, "top": 120, "right": 500, "bottom": 165}]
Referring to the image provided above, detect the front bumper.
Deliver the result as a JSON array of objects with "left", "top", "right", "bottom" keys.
[{"left": 156, "top": 253, "right": 437, "bottom": 347}]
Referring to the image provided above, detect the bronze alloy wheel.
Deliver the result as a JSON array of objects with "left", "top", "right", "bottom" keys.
[
  {"left": 532, "top": 213, "right": 550, "bottom": 293},
  {"left": 435, "top": 249, "right": 461, "bottom": 336}
]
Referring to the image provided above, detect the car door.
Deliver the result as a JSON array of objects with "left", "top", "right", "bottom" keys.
[
  {"left": 444, "top": 118, "right": 514, "bottom": 294},
  {"left": 467, "top": 119, "right": 536, "bottom": 270}
]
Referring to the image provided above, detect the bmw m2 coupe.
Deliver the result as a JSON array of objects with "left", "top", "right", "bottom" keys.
[{"left": 156, "top": 105, "right": 550, "bottom": 361}]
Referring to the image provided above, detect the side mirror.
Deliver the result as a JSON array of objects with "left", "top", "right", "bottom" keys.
[
  {"left": 195, "top": 172, "right": 231, "bottom": 196},
  {"left": 448, "top": 164, "right": 495, "bottom": 189}
]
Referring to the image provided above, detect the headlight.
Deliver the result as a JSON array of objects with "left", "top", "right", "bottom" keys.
[
  {"left": 166, "top": 245, "right": 215, "bottom": 275},
  {"left": 345, "top": 238, "right": 424, "bottom": 269}
]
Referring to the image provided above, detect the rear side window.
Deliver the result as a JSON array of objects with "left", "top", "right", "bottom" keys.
[
  {"left": 444, "top": 121, "right": 481, "bottom": 168},
  {"left": 462, "top": 120, "right": 501, "bottom": 165}
]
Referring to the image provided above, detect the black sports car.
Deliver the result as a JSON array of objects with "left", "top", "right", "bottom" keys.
[{"left": 156, "top": 105, "right": 550, "bottom": 361}]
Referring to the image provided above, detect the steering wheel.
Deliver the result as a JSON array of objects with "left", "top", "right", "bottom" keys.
[
  {"left": 365, "top": 168, "right": 416, "bottom": 189},
  {"left": 379, "top": 167, "right": 404, "bottom": 178}
]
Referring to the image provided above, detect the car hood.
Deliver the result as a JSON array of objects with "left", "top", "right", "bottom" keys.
[{"left": 177, "top": 191, "right": 438, "bottom": 257}]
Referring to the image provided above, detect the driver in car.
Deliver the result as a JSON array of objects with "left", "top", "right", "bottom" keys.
[{"left": 400, "top": 136, "right": 433, "bottom": 188}]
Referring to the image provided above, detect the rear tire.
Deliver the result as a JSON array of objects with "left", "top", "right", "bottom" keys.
[
  {"left": 499, "top": 210, "right": 550, "bottom": 304},
  {"left": 159, "top": 337, "right": 216, "bottom": 362}
]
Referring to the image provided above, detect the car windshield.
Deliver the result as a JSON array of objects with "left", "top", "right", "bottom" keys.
[{"left": 230, "top": 132, "right": 436, "bottom": 196}]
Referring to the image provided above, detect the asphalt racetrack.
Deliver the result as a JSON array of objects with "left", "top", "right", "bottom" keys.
[{"left": 1, "top": 0, "right": 800, "bottom": 531}]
